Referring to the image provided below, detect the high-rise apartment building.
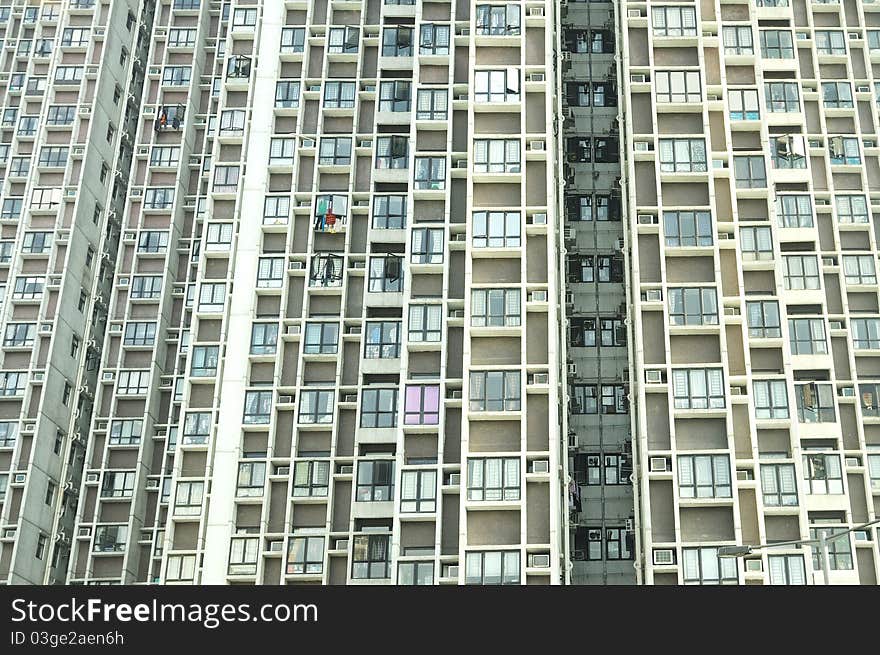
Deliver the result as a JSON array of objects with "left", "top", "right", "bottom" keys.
[
  {"left": 0, "top": 0, "right": 878, "bottom": 587},
  {"left": 624, "top": 0, "right": 880, "bottom": 585}
]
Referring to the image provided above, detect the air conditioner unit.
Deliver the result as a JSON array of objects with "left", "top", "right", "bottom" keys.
[
  {"left": 450, "top": 390, "right": 463, "bottom": 399},
  {"left": 343, "top": 394, "right": 357, "bottom": 403},
  {"left": 339, "top": 465, "right": 353, "bottom": 474},
  {"left": 628, "top": 9, "right": 641, "bottom": 17},
  {"left": 335, "top": 539, "right": 349, "bottom": 550},
  {"left": 444, "top": 565, "right": 459, "bottom": 578},
  {"left": 532, "top": 213, "right": 547, "bottom": 225},
  {"left": 857, "top": 86, "right": 871, "bottom": 93},
  {"left": 645, "top": 370, "right": 663, "bottom": 384},
  {"left": 653, "top": 549, "right": 674, "bottom": 565},
  {"left": 449, "top": 473, "right": 461, "bottom": 485},
  {"left": 3, "top": 529, "right": 16, "bottom": 539},
  {"left": 77, "top": 527, "right": 92, "bottom": 537},
  {"left": 102, "top": 372, "right": 115, "bottom": 381},
  {"left": 450, "top": 309, "right": 465, "bottom": 318},
  {"left": 347, "top": 325, "right": 362, "bottom": 334},
  {"left": 829, "top": 320, "right": 844, "bottom": 330},
  {"left": 533, "top": 373, "right": 549, "bottom": 385},
  {"left": 637, "top": 214, "right": 656, "bottom": 225},
  {"left": 625, "top": 519, "right": 635, "bottom": 531},
  {"left": 528, "top": 554, "right": 550, "bottom": 568},
  {"left": 723, "top": 307, "right": 739, "bottom": 316},
  {"left": 630, "top": 74, "right": 646, "bottom": 83},
  {"left": 528, "top": 140, "right": 546, "bottom": 152},
  {"left": 530, "top": 290, "right": 548, "bottom": 302},
  {"left": 531, "top": 460, "right": 550, "bottom": 473},
  {"left": 85, "top": 473, "right": 99, "bottom": 483},
  {"left": 649, "top": 457, "right": 668, "bottom": 473},
  {"left": 288, "top": 261, "right": 305, "bottom": 270},
  {"left": 634, "top": 141, "right": 649, "bottom": 152},
  {"left": 529, "top": 7, "right": 545, "bottom": 17},
  {"left": 745, "top": 559, "right": 763, "bottom": 573},
  {"left": 302, "top": 138, "right": 315, "bottom": 148},
  {"left": 13, "top": 473, "right": 26, "bottom": 484},
  {"left": 567, "top": 363, "right": 577, "bottom": 376},
  {"left": 839, "top": 387, "right": 855, "bottom": 397},
  {"left": 822, "top": 257, "right": 836, "bottom": 266},
  {"left": 287, "top": 325, "right": 301, "bottom": 334},
  {"left": 146, "top": 479, "right": 159, "bottom": 489},
  {"left": 279, "top": 395, "right": 293, "bottom": 404},
  {"left": 736, "top": 469, "right": 753, "bottom": 481},
  {"left": 645, "top": 289, "right": 662, "bottom": 302},
  {"left": 276, "top": 466, "right": 290, "bottom": 476},
  {"left": 269, "top": 540, "right": 283, "bottom": 552},
  {"left": 528, "top": 73, "right": 545, "bottom": 82}
]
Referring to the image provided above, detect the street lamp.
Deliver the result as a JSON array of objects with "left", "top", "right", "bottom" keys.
[{"left": 718, "top": 518, "right": 880, "bottom": 585}]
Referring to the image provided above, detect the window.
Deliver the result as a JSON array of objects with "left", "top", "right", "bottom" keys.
[
  {"left": 198, "top": 283, "right": 226, "bottom": 311},
  {"left": 408, "top": 305, "right": 442, "bottom": 342},
  {"left": 149, "top": 146, "right": 180, "bottom": 168},
  {"left": 116, "top": 370, "right": 149, "bottom": 395},
  {"left": 227, "top": 537, "right": 258, "bottom": 575},
  {"left": 169, "top": 27, "right": 197, "bottom": 47},
  {"left": 243, "top": 391, "right": 272, "bottom": 424},
  {"left": 293, "top": 461, "right": 330, "bottom": 497},
  {"left": 226, "top": 55, "right": 252, "bottom": 79},
  {"left": 566, "top": 81, "right": 617, "bottom": 108},
  {"left": 566, "top": 136, "right": 619, "bottom": 163},
  {"left": 236, "top": 461, "right": 265, "bottom": 498},
  {"left": 574, "top": 454, "right": 629, "bottom": 485},
  {"left": 401, "top": 470, "right": 437, "bottom": 512},
  {"left": 415, "top": 88, "right": 447, "bottom": 120},
  {"left": 93, "top": 525, "right": 127, "bottom": 553},
  {"left": 299, "top": 390, "right": 334, "bottom": 424},
  {"left": 809, "top": 528, "right": 852, "bottom": 570},
  {"left": 13, "top": 276, "right": 45, "bottom": 300},
  {"left": 664, "top": 210, "right": 712, "bottom": 247},
  {"left": 761, "top": 463, "right": 798, "bottom": 506},
  {"left": 310, "top": 253, "right": 344, "bottom": 288},
  {"left": 672, "top": 368, "right": 725, "bottom": 409},
  {"left": 474, "top": 69, "right": 520, "bottom": 103},
  {"left": 131, "top": 276, "right": 163, "bottom": 299},
  {"left": 835, "top": 194, "right": 868, "bottom": 224},
  {"left": 829, "top": 136, "right": 861, "bottom": 165},
  {"left": 659, "top": 139, "right": 707, "bottom": 173},
  {"left": 280, "top": 27, "right": 305, "bottom": 54},
  {"left": 38, "top": 147, "right": 68, "bottom": 167},
  {"left": 22, "top": 232, "right": 52, "bottom": 254},
  {"left": 404, "top": 385, "right": 440, "bottom": 425},
  {"left": 411, "top": 228, "right": 444, "bottom": 263},
  {"left": 206, "top": 223, "right": 234, "bottom": 249},
  {"left": 364, "top": 321, "right": 400, "bottom": 358},
  {"left": 318, "top": 137, "right": 352, "bottom": 165},
  {"left": 123, "top": 322, "right": 156, "bottom": 347},
  {"left": 770, "top": 135, "right": 807, "bottom": 169},
  {"left": 852, "top": 318, "right": 880, "bottom": 350},
  {"left": 360, "top": 388, "right": 398, "bottom": 428},
  {"left": 776, "top": 195, "right": 813, "bottom": 228},
  {"left": 569, "top": 384, "right": 599, "bottom": 414},
  {"left": 788, "top": 318, "right": 827, "bottom": 355},
  {"left": 323, "top": 80, "right": 356, "bottom": 109},
  {"left": 212, "top": 165, "right": 240, "bottom": 192},
  {"left": 357, "top": 461, "right": 394, "bottom": 501},
  {"left": 740, "top": 227, "right": 774, "bottom": 260},
  {"left": 467, "top": 458, "right": 520, "bottom": 501},
  {"left": 352, "top": 535, "right": 390, "bottom": 579},
  {"left": 469, "top": 371, "right": 521, "bottom": 411},
  {"left": 860, "top": 384, "right": 880, "bottom": 416},
  {"left": 475, "top": 4, "right": 521, "bottom": 35},
  {"left": 763, "top": 82, "right": 799, "bottom": 115},
  {"left": 190, "top": 345, "right": 219, "bottom": 377},
  {"left": 569, "top": 320, "right": 597, "bottom": 348},
  {"left": 471, "top": 288, "right": 520, "bottom": 327},
  {"left": 232, "top": 7, "right": 257, "bottom": 27},
  {"left": 683, "top": 548, "right": 738, "bottom": 584},
  {"left": 677, "top": 455, "right": 731, "bottom": 498},
  {"left": 796, "top": 383, "right": 835, "bottom": 423},
  {"left": 399, "top": 562, "right": 434, "bottom": 585},
  {"left": 328, "top": 26, "right": 359, "bottom": 53},
  {"left": 722, "top": 26, "right": 753, "bottom": 54},
  {"left": 815, "top": 30, "right": 846, "bottom": 55},
  {"left": 566, "top": 28, "right": 614, "bottom": 53},
  {"left": 138, "top": 231, "right": 169, "bottom": 253},
  {"left": 183, "top": 412, "right": 211, "bottom": 444},
  {"left": 567, "top": 255, "right": 594, "bottom": 283},
  {"left": 102, "top": 471, "right": 135, "bottom": 498},
  {"left": 379, "top": 80, "right": 411, "bottom": 111},
  {"left": 753, "top": 380, "right": 789, "bottom": 419},
  {"left": 600, "top": 318, "right": 626, "bottom": 347},
  {"left": 275, "top": 80, "right": 301, "bottom": 108},
  {"left": 3, "top": 324, "right": 35, "bottom": 347},
  {"left": 269, "top": 138, "right": 296, "bottom": 165},
  {"left": 465, "top": 551, "right": 520, "bottom": 585},
  {"left": 783, "top": 255, "right": 820, "bottom": 290},
  {"left": 868, "top": 454, "right": 880, "bottom": 491},
  {"left": 734, "top": 155, "right": 767, "bottom": 188},
  {"left": 287, "top": 537, "right": 324, "bottom": 575},
  {"left": 843, "top": 254, "right": 876, "bottom": 285},
  {"left": 144, "top": 187, "right": 175, "bottom": 209},
  {"left": 372, "top": 195, "right": 406, "bottom": 229},
  {"left": 382, "top": 26, "right": 414, "bottom": 56},
  {"left": 474, "top": 139, "right": 521, "bottom": 173},
  {"left": 174, "top": 481, "right": 204, "bottom": 515},
  {"left": 35, "top": 534, "right": 47, "bottom": 560},
  {"left": 652, "top": 6, "right": 697, "bottom": 36},
  {"left": 1, "top": 199, "right": 22, "bottom": 220},
  {"left": 419, "top": 23, "right": 450, "bottom": 54},
  {"left": 601, "top": 384, "right": 628, "bottom": 414},
  {"left": 109, "top": 420, "right": 142, "bottom": 446},
  {"left": 304, "top": 323, "right": 338, "bottom": 354},
  {"left": 803, "top": 453, "right": 843, "bottom": 494},
  {"left": 768, "top": 555, "right": 806, "bottom": 585},
  {"left": 414, "top": 156, "right": 446, "bottom": 189},
  {"left": 729, "top": 88, "right": 759, "bottom": 120},
  {"left": 668, "top": 288, "right": 718, "bottom": 325},
  {"left": 822, "top": 81, "right": 853, "bottom": 108},
  {"left": 760, "top": 30, "right": 794, "bottom": 58},
  {"left": 0, "top": 422, "right": 18, "bottom": 448},
  {"left": 166, "top": 555, "right": 196, "bottom": 582},
  {"left": 162, "top": 66, "right": 191, "bottom": 86},
  {"left": 368, "top": 256, "right": 403, "bottom": 292}
]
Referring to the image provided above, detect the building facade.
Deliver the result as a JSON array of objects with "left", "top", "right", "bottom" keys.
[{"left": 0, "top": 0, "right": 878, "bottom": 587}]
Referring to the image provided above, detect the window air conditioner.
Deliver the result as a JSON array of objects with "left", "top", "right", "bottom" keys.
[
  {"left": 528, "top": 73, "right": 545, "bottom": 82},
  {"left": 528, "top": 554, "right": 551, "bottom": 568},
  {"left": 278, "top": 395, "right": 293, "bottom": 404},
  {"left": 450, "top": 390, "right": 463, "bottom": 399},
  {"left": 530, "top": 460, "right": 550, "bottom": 474},
  {"left": 745, "top": 559, "right": 763, "bottom": 573},
  {"left": 528, "top": 140, "right": 546, "bottom": 151},
  {"left": 839, "top": 387, "right": 855, "bottom": 397},
  {"left": 146, "top": 479, "right": 159, "bottom": 489},
  {"left": 634, "top": 142, "right": 649, "bottom": 152},
  {"left": 532, "top": 373, "right": 549, "bottom": 385},
  {"left": 444, "top": 565, "right": 459, "bottom": 578},
  {"left": 649, "top": 457, "right": 668, "bottom": 473},
  {"left": 857, "top": 86, "right": 870, "bottom": 93},
  {"left": 637, "top": 214, "right": 656, "bottom": 225},
  {"left": 530, "top": 290, "right": 548, "bottom": 302},
  {"left": 448, "top": 473, "right": 461, "bottom": 485},
  {"left": 78, "top": 527, "right": 92, "bottom": 537},
  {"left": 343, "top": 394, "right": 357, "bottom": 403},
  {"left": 269, "top": 540, "right": 283, "bottom": 552},
  {"left": 529, "top": 7, "right": 545, "bottom": 17},
  {"left": 645, "top": 289, "right": 662, "bottom": 302},
  {"left": 532, "top": 213, "right": 547, "bottom": 225},
  {"left": 13, "top": 473, "right": 27, "bottom": 484},
  {"left": 276, "top": 466, "right": 290, "bottom": 475},
  {"left": 567, "top": 363, "right": 578, "bottom": 376},
  {"left": 645, "top": 370, "right": 663, "bottom": 384},
  {"left": 339, "top": 465, "right": 353, "bottom": 474},
  {"left": 85, "top": 473, "right": 99, "bottom": 483},
  {"left": 630, "top": 74, "right": 646, "bottom": 83},
  {"left": 335, "top": 539, "right": 349, "bottom": 550},
  {"left": 653, "top": 549, "right": 674, "bottom": 565}
]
